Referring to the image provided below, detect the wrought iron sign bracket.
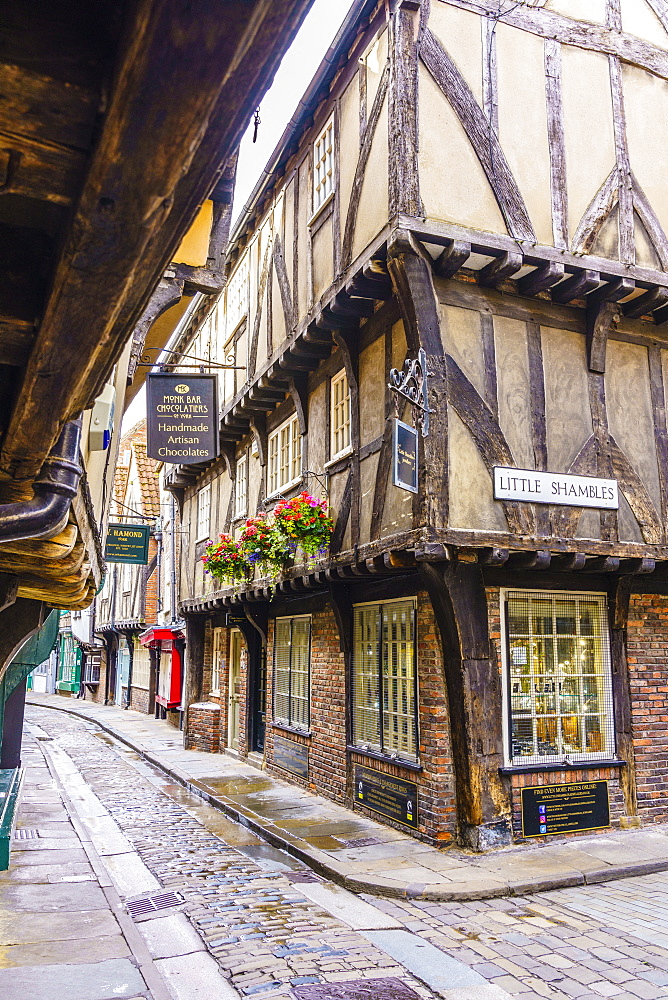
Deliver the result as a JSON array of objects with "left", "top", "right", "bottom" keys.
[{"left": 387, "top": 347, "right": 434, "bottom": 437}]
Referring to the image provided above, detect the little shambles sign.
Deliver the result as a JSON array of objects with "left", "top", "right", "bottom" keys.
[
  {"left": 494, "top": 467, "right": 619, "bottom": 509},
  {"left": 105, "top": 524, "right": 150, "bottom": 564},
  {"left": 146, "top": 373, "right": 218, "bottom": 465}
]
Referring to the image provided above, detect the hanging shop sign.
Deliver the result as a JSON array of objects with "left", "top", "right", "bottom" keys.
[
  {"left": 393, "top": 418, "right": 418, "bottom": 494},
  {"left": 354, "top": 764, "right": 418, "bottom": 829},
  {"left": 105, "top": 523, "right": 151, "bottom": 564},
  {"left": 273, "top": 736, "right": 309, "bottom": 779},
  {"left": 494, "top": 467, "right": 619, "bottom": 509},
  {"left": 146, "top": 373, "right": 218, "bottom": 465},
  {"left": 521, "top": 780, "right": 610, "bottom": 838}
]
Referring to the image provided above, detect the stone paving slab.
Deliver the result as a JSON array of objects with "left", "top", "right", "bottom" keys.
[
  {"left": 28, "top": 693, "right": 668, "bottom": 903},
  {"left": 0, "top": 958, "right": 147, "bottom": 1000}
]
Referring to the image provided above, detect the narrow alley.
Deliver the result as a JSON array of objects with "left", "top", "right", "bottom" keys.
[{"left": 2, "top": 705, "right": 668, "bottom": 1000}]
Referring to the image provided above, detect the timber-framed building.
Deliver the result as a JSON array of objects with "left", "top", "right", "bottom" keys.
[{"left": 166, "top": 0, "right": 668, "bottom": 849}]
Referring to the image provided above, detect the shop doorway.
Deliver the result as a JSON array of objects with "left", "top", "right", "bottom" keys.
[{"left": 228, "top": 629, "right": 243, "bottom": 751}]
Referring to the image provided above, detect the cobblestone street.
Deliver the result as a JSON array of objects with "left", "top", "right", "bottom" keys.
[{"left": 7, "top": 706, "right": 668, "bottom": 1000}]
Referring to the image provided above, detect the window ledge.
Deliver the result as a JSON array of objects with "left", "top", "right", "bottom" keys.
[
  {"left": 266, "top": 477, "right": 303, "bottom": 502},
  {"left": 308, "top": 190, "right": 334, "bottom": 229},
  {"left": 272, "top": 722, "right": 311, "bottom": 739},
  {"left": 500, "top": 758, "right": 626, "bottom": 775},
  {"left": 347, "top": 745, "right": 422, "bottom": 773},
  {"left": 325, "top": 446, "right": 353, "bottom": 469}
]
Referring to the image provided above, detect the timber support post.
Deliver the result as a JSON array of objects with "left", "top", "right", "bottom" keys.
[
  {"left": 419, "top": 559, "right": 512, "bottom": 850},
  {"left": 182, "top": 612, "right": 207, "bottom": 737},
  {"left": 608, "top": 575, "right": 638, "bottom": 817}
]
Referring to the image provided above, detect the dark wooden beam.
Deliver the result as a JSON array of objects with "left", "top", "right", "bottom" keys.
[
  {"left": 550, "top": 269, "right": 600, "bottom": 304},
  {"left": 623, "top": 286, "right": 668, "bottom": 319},
  {"left": 478, "top": 251, "right": 523, "bottom": 288},
  {"left": 518, "top": 262, "right": 565, "bottom": 297},
  {"left": 586, "top": 300, "right": 617, "bottom": 373},
  {"left": 434, "top": 240, "right": 471, "bottom": 279},
  {"left": 0, "top": 0, "right": 315, "bottom": 480}
]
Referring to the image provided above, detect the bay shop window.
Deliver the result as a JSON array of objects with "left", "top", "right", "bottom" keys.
[
  {"left": 503, "top": 590, "right": 615, "bottom": 766},
  {"left": 352, "top": 600, "right": 418, "bottom": 763}
]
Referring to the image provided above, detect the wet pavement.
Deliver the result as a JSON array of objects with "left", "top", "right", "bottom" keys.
[
  {"left": 5, "top": 707, "right": 668, "bottom": 999},
  {"left": 26, "top": 693, "right": 668, "bottom": 902}
]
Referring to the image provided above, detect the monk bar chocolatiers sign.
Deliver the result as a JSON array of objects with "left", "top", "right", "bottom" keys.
[
  {"left": 521, "top": 780, "right": 610, "bottom": 838},
  {"left": 494, "top": 467, "right": 619, "bottom": 509},
  {"left": 146, "top": 373, "right": 218, "bottom": 465},
  {"left": 105, "top": 524, "right": 151, "bottom": 565}
]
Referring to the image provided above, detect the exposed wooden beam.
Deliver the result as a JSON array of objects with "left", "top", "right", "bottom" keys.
[
  {"left": 0, "top": 0, "right": 315, "bottom": 480},
  {"left": 550, "top": 269, "right": 600, "bottom": 304},
  {"left": 478, "top": 251, "right": 523, "bottom": 288}
]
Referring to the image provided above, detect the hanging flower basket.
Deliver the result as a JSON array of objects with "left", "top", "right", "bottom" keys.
[
  {"left": 202, "top": 533, "right": 251, "bottom": 585},
  {"left": 272, "top": 491, "right": 334, "bottom": 557},
  {"left": 239, "top": 516, "right": 295, "bottom": 574}
]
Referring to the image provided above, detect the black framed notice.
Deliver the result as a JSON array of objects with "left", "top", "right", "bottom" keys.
[
  {"left": 273, "top": 736, "right": 309, "bottom": 779},
  {"left": 105, "top": 524, "right": 151, "bottom": 564},
  {"left": 146, "top": 373, "right": 218, "bottom": 465},
  {"left": 521, "top": 780, "right": 610, "bottom": 838},
  {"left": 354, "top": 764, "right": 418, "bottom": 829},
  {"left": 392, "top": 418, "right": 418, "bottom": 494}
]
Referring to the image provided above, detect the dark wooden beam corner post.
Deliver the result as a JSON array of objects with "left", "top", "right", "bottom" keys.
[
  {"left": 608, "top": 575, "right": 638, "bottom": 819},
  {"left": 182, "top": 612, "right": 207, "bottom": 734},
  {"left": 419, "top": 560, "right": 512, "bottom": 849},
  {"left": 386, "top": 229, "right": 448, "bottom": 531}
]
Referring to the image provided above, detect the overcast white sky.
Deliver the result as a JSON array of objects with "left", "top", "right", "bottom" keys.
[
  {"left": 232, "top": 0, "right": 353, "bottom": 224},
  {"left": 123, "top": 0, "right": 352, "bottom": 433}
]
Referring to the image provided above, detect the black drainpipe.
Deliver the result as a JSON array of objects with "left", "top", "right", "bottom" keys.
[{"left": 0, "top": 418, "right": 83, "bottom": 543}]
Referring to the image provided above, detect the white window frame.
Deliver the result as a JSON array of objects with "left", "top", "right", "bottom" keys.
[
  {"left": 312, "top": 117, "right": 335, "bottom": 218},
  {"left": 235, "top": 453, "right": 248, "bottom": 519},
  {"left": 196, "top": 483, "right": 211, "bottom": 542},
  {"left": 267, "top": 414, "right": 302, "bottom": 497},
  {"left": 329, "top": 369, "right": 351, "bottom": 462},
  {"left": 273, "top": 615, "right": 311, "bottom": 732},
  {"left": 501, "top": 589, "right": 615, "bottom": 768},
  {"left": 351, "top": 598, "right": 418, "bottom": 763},
  {"left": 226, "top": 254, "right": 249, "bottom": 336}
]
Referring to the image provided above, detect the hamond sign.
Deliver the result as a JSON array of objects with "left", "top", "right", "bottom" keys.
[
  {"left": 494, "top": 467, "right": 619, "bottom": 509},
  {"left": 105, "top": 524, "right": 151, "bottom": 564},
  {"left": 146, "top": 373, "right": 218, "bottom": 465}
]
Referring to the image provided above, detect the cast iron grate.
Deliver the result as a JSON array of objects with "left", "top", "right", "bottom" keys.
[
  {"left": 126, "top": 891, "right": 182, "bottom": 917},
  {"left": 14, "top": 829, "right": 40, "bottom": 840},
  {"left": 292, "top": 979, "right": 421, "bottom": 999},
  {"left": 283, "top": 870, "right": 325, "bottom": 884},
  {"left": 343, "top": 837, "right": 385, "bottom": 848}
]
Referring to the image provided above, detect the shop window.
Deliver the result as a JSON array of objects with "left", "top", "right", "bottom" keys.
[
  {"left": 330, "top": 369, "right": 351, "bottom": 460},
  {"left": 132, "top": 643, "right": 151, "bottom": 690},
  {"left": 273, "top": 616, "right": 311, "bottom": 731},
  {"left": 352, "top": 600, "right": 417, "bottom": 762},
  {"left": 313, "top": 117, "right": 334, "bottom": 215},
  {"left": 196, "top": 483, "right": 211, "bottom": 541},
  {"left": 268, "top": 414, "right": 301, "bottom": 496},
  {"left": 504, "top": 590, "right": 614, "bottom": 766},
  {"left": 235, "top": 453, "right": 248, "bottom": 519}
]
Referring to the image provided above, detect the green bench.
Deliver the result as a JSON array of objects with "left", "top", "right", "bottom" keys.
[{"left": 0, "top": 767, "right": 24, "bottom": 870}]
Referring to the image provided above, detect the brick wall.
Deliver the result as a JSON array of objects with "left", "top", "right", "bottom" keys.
[
  {"left": 261, "top": 594, "right": 458, "bottom": 845},
  {"left": 130, "top": 686, "right": 150, "bottom": 714},
  {"left": 627, "top": 592, "right": 668, "bottom": 824},
  {"left": 186, "top": 702, "right": 221, "bottom": 751},
  {"left": 144, "top": 538, "right": 159, "bottom": 623}
]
